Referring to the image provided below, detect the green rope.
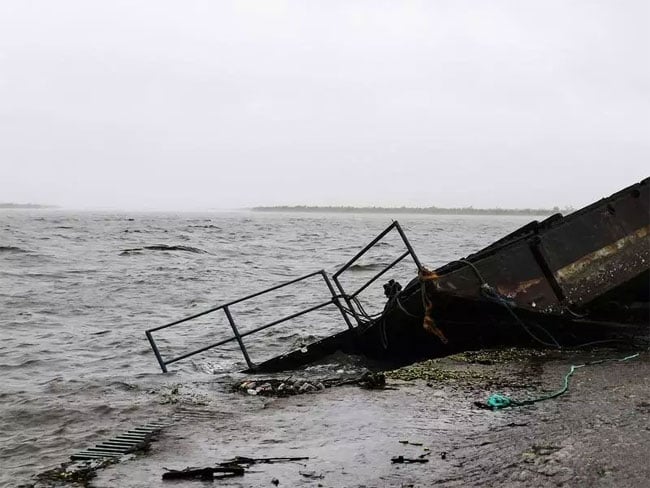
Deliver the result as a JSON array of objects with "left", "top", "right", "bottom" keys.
[{"left": 485, "top": 352, "right": 640, "bottom": 410}]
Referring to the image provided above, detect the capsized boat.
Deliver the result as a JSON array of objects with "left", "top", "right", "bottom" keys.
[
  {"left": 145, "top": 178, "right": 649, "bottom": 373},
  {"left": 251, "top": 177, "right": 649, "bottom": 372},
  {"left": 355, "top": 176, "right": 649, "bottom": 362}
]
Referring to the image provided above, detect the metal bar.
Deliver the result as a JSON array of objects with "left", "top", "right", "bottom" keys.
[
  {"left": 394, "top": 221, "right": 423, "bottom": 271},
  {"left": 320, "top": 271, "right": 356, "bottom": 331},
  {"left": 146, "top": 270, "right": 325, "bottom": 333},
  {"left": 164, "top": 335, "right": 238, "bottom": 365},
  {"left": 224, "top": 306, "right": 254, "bottom": 370},
  {"left": 350, "top": 250, "right": 410, "bottom": 298},
  {"left": 84, "top": 451, "right": 128, "bottom": 457},
  {"left": 113, "top": 437, "right": 146, "bottom": 443},
  {"left": 94, "top": 446, "right": 130, "bottom": 453},
  {"left": 239, "top": 300, "right": 334, "bottom": 339},
  {"left": 87, "top": 446, "right": 129, "bottom": 453},
  {"left": 71, "top": 453, "right": 108, "bottom": 459},
  {"left": 130, "top": 428, "right": 157, "bottom": 433},
  {"left": 333, "top": 222, "right": 398, "bottom": 279},
  {"left": 145, "top": 331, "right": 168, "bottom": 373},
  {"left": 165, "top": 300, "right": 334, "bottom": 366},
  {"left": 71, "top": 452, "right": 121, "bottom": 459},
  {"left": 101, "top": 439, "right": 139, "bottom": 446},
  {"left": 332, "top": 275, "right": 365, "bottom": 326},
  {"left": 99, "top": 442, "right": 138, "bottom": 448},
  {"left": 330, "top": 222, "right": 414, "bottom": 326},
  {"left": 224, "top": 270, "right": 325, "bottom": 307},
  {"left": 147, "top": 306, "right": 225, "bottom": 333},
  {"left": 71, "top": 454, "right": 116, "bottom": 460}
]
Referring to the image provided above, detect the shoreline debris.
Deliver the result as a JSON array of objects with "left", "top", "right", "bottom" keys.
[
  {"left": 476, "top": 351, "right": 641, "bottom": 410},
  {"left": 162, "top": 456, "right": 310, "bottom": 482},
  {"left": 391, "top": 455, "right": 429, "bottom": 464},
  {"left": 162, "top": 466, "right": 244, "bottom": 481},
  {"left": 30, "top": 421, "right": 168, "bottom": 487},
  {"left": 234, "top": 372, "right": 386, "bottom": 397}
]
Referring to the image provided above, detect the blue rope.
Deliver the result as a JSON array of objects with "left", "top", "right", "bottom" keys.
[{"left": 485, "top": 352, "right": 640, "bottom": 410}]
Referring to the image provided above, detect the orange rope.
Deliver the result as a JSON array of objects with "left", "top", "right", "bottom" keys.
[{"left": 418, "top": 268, "right": 448, "bottom": 344}]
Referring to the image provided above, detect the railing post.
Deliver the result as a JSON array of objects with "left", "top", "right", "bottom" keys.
[
  {"left": 320, "top": 271, "right": 356, "bottom": 331},
  {"left": 332, "top": 221, "right": 398, "bottom": 280},
  {"left": 145, "top": 331, "right": 168, "bottom": 373},
  {"left": 394, "top": 221, "right": 423, "bottom": 271},
  {"left": 350, "top": 250, "right": 410, "bottom": 298},
  {"left": 223, "top": 306, "right": 254, "bottom": 370},
  {"left": 328, "top": 221, "right": 422, "bottom": 326},
  {"left": 332, "top": 275, "right": 365, "bottom": 326}
]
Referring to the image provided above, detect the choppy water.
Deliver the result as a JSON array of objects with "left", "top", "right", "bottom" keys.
[{"left": 0, "top": 210, "right": 533, "bottom": 485}]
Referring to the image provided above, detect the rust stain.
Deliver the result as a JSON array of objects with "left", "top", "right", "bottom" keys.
[
  {"left": 496, "top": 278, "right": 543, "bottom": 299},
  {"left": 419, "top": 268, "right": 439, "bottom": 281},
  {"left": 555, "top": 225, "right": 650, "bottom": 283}
]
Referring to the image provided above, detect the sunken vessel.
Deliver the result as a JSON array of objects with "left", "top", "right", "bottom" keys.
[{"left": 146, "top": 177, "right": 649, "bottom": 373}]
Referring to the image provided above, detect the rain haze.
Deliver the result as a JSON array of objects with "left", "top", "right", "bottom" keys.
[{"left": 1, "top": 0, "right": 648, "bottom": 211}]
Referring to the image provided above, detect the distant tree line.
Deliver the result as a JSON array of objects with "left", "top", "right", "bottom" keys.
[
  {"left": 0, "top": 203, "right": 55, "bottom": 209},
  {"left": 252, "top": 205, "right": 573, "bottom": 216}
]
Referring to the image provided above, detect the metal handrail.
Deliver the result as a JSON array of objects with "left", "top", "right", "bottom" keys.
[
  {"left": 145, "top": 270, "right": 353, "bottom": 372},
  {"left": 145, "top": 221, "right": 422, "bottom": 373},
  {"left": 331, "top": 221, "right": 422, "bottom": 326}
]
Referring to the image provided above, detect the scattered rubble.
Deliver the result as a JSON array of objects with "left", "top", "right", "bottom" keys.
[{"left": 234, "top": 371, "right": 386, "bottom": 397}]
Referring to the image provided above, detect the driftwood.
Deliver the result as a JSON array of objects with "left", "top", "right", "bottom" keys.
[
  {"left": 391, "top": 455, "right": 429, "bottom": 464},
  {"left": 162, "top": 466, "right": 244, "bottom": 481},
  {"left": 223, "top": 456, "right": 309, "bottom": 465},
  {"left": 162, "top": 456, "right": 309, "bottom": 481}
]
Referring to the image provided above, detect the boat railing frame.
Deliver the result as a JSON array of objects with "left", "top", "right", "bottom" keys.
[
  {"left": 332, "top": 221, "right": 423, "bottom": 326},
  {"left": 145, "top": 221, "right": 422, "bottom": 373},
  {"left": 145, "top": 270, "right": 354, "bottom": 373}
]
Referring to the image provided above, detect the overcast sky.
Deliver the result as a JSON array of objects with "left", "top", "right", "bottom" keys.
[{"left": 1, "top": 1, "right": 648, "bottom": 210}]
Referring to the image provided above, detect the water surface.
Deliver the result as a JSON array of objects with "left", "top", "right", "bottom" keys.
[{"left": 0, "top": 209, "right": 534, "bottom": 484}]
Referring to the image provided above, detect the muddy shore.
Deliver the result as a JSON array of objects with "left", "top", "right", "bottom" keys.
[{"left": 34, "top": 347, "right": 649, "bottom": 488}]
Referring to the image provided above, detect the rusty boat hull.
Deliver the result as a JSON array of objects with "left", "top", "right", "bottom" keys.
[
  {"left": 254, "top": 178, "right": 649, "bottom": 372},
  {"left": 352, "top": 177, "right": 650, "bottom": 362}
]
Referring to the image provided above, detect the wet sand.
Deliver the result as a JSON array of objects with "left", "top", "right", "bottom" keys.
[{"left": 41, "top": 348, "right": 650, "bottom": 487}]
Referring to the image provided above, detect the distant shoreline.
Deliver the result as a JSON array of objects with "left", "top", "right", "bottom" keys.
[
  {"left": 0, "top": 203, "right": 57, "bottom": 209},
  {"left": 251, "top": 205, "right": 563, "bottom": 216}
]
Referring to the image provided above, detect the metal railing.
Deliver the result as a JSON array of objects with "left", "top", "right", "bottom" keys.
[
  {"left": 145, "top": 270, "right": 354, "bottom": 373},
  {"left": 145, "top": 221, "right": 421, "bottom": 372},
  {"left": 332, "top": 221, "right": 423, "bottom": 326}
]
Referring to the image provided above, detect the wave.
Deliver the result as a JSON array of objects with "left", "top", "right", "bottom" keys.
[
  {"left": 0, "top": 358, "right": 44, "bottom": 369},
  {"left": 346, "top": 262, "right": 386, "bottom": 272},
  {"left": 120, "top": 245, "right": 208, "bottom": 255},
  {"left": 188, "top": 224, "right": 221, "bottom": 230},
  {"left": 0, "top": 246, "right": 29, "bottom": 254}
]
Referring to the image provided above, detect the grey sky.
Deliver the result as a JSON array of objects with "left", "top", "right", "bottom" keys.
[{"left": 1, "top": 1, "right": 648, "bottom": 210}]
